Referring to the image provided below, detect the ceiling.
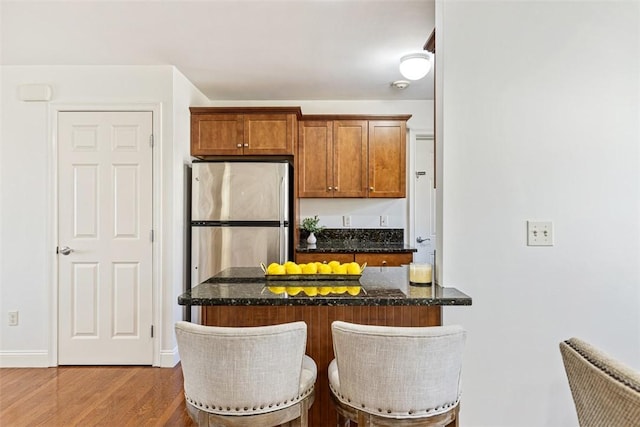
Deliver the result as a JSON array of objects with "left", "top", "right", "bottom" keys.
[{"left": 0, "top": 0, "right": 435, "bottom": 101}]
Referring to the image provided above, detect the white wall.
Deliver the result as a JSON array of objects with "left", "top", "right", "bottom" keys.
[
  {"left": 167, "top": 69, "right": 210, "bottom": 363},
  {"left": 211, "top": 100, "right": 433, "bottom": 236},
  {"left": 0, "top": 65, "right": 205, "bottom": 367},
  {"left": 437, "top": 2, "right": 640, "bottom": 426}
]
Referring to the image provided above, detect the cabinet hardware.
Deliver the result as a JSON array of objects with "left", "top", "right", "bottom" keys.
[
  {"left": 236, "top": 143, "right": 242, "bottom": 148},
  {"left": 334, "top": 187, "right": 338, "bottom": 191},
  {"left": 243, "top": 143, "right": 249, "bottom": 147},
  {"left": 328, "top": 187, "right": 333, "bottom": 191},
  {"left": 369, "top": 187, "right": 374, "bottom": 191}
]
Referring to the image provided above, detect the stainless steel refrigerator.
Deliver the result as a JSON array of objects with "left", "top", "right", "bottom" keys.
[{"left": 191, "top": 161, "right": 292, "bottom": 285}]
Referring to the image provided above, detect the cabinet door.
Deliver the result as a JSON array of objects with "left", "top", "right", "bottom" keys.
[
  {"left": 355, "top": 252, "right": 413, "bottom": 267},
  {"left": 191, "top": 114, "right": 244, "bottom": 156},
  {"left": 243, "top": 113, "right": 296, "bottom": 155},
  {"left": 368, "top": 120, "right": 406, "bottom": 198},
  {"left": 296, "top": 253, "right": 355, "bottom": 264},
  {"left": 298, "top": 121, "right": 334, "bottom": 198},
  {"left": 333, "top": 120, "right": 368, "bottom": 198}
]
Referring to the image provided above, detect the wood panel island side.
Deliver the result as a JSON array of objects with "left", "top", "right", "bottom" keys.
[{"left": 178, "top": 266, "right": 472, "bottom": 427}]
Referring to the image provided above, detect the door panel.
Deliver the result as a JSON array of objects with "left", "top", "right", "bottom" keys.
[
  {"left": 192, "top": 162, "right": 288, "bottom": 222},
  {"left": 333, "top": 121, "right": 367, "bottom": 197},
  {"left": 192, "top": 226, "right": 286, "bottom": 285},
  {"left": 58, "top": 111, "right": 153, "bottom": 365},
  {"left": 368, "top": 121, "right": 406, "bottom": 198},
  {"left": 413, "top": 135, "right": 436, "bottom": 264},
  {"left": 298, "top": 121, "right": 334, "bottom": 197}
]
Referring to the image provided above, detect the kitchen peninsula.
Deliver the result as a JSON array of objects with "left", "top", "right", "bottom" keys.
[{"left": 178, "top": 266, "right": 471, "bottom": 427}]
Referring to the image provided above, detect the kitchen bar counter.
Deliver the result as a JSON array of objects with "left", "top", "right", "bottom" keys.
[
  {"left": 178, "top": 267, "right": 471, "bottom": 427},
  {"left": 178, "top": 266, "right": 469, "bottom": 306}
]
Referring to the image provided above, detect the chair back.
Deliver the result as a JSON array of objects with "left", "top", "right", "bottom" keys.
[
  {"left": 175, "top": 321, "right": 307, "bottom": 415},
  {"left": 331, "top": 321, "right": 466, "bottom": 417},
  {"left": 560, "top": 337, "right": 640, "bottom": 427}
]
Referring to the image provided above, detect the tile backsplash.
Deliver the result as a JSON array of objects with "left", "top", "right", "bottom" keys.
[{"left": 299, "top": 228, "right": 404, "bottom": 245}]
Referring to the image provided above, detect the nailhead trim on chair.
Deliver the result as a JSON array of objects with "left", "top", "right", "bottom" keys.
[
  {"left": 185, "top": 385, "right": 315, "bottom": 415},
  {"left": 329, "top": 383, "right": 459, "bottom": 418},
  {"left": 565, "top": 339, "right": 640, "bottom": 393}
]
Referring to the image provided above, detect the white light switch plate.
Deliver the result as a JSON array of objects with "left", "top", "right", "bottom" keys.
[{"left": 527, "top": 221, "right": 553, "bottom": 246}]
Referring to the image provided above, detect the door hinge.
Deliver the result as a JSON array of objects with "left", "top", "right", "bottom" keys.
[
  {"left": 149, "top": 134, "right": 154, "bottom": 147},
  {"left": 150, "top": 229, "right": 154, "bottom": 242},
  {"left": 151, "top": 325, "right": 154, "bottom": 338}
]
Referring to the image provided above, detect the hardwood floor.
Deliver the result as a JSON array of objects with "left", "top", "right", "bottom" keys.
[{"left": 0, "top": 365, "right": 195, "bottom": 426}]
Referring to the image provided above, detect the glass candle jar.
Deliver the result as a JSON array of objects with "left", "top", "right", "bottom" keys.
[{"left": 409, "top": 263, "right": 432, "bottom": 286}]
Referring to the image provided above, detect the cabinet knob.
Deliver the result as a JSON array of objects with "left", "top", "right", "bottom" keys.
[
  {"left": 236, "top": 143, "right": 242, "bottom": 148},
  {"left": 382, "top": 260, "right": 387, "bottom": 265},
  {"left": 369, "top": 187, "right": 374, "bottom": 191},
  {"left": 334, "top": 187, "right": 338, "bottom": 191},
  {"left": 327, "top": 186, "right": 333, "bottom": 191},
  {"left": 243, "top": 143, "right": 249, "bottom": 147}
]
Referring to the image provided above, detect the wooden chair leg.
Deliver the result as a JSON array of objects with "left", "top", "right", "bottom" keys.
[
  {"left": 337, "top": 412, "right": 350, "bottom": 427},
  {"left": 357, "top": 411, "right": 371, "bottom": 427}
]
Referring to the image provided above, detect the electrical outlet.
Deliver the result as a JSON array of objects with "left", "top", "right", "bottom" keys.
[
  {"left": 343, "top": 215, "right": 351, "bottom": 227},
  {"left": 8, "top": 311, "right": 18, "bottom": 326},
  {"left": 527, "top": 221, "right": 553, "bottom": 246},
  {"left": 380, "top": 215, "right": 389, "bottom": 227}
]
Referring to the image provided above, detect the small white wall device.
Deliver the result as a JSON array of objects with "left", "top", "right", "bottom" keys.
[{"left": 18, "top": 84, "right": 52, "bottom": 102}]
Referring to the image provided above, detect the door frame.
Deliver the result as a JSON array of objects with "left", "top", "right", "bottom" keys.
[
  {"left": 48, "top": 103, "right": 162, "bottom": 366},
  {"left": 408, "top": 128, "right": 435, "bottom": 261}
]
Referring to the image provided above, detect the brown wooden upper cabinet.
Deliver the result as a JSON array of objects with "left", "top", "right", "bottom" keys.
[
  {"left": 190, "top": 107, "right": 301, "bottom": 157},
  {"left": 298, "top": 115, "right": 410, "bottom": 198}
]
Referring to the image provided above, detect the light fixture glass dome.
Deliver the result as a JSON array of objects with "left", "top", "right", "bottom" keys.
[{"left": 399, "top": 52, "right": 433, "bottom": 80}]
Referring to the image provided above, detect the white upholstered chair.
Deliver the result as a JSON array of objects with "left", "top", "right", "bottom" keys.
[
  {"left": 560, "top": 337, "right": 640, "bottom": 427},
  {"left": 175, "top": 321, "right": 317, "bottom": 427},
  {"left": 329, "top": 321, "right": 466, "bottom": 427}
]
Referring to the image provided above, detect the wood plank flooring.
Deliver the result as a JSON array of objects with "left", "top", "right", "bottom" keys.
[{"left": 0, "top": 365, "right": 195, "bottom": 426}]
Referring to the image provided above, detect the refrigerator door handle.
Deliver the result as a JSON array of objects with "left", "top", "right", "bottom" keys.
[
  {"left": 279, "top": 176, "right": 285, "bottom": 225},
  {"left": 279, "top": 176, "right": 285, "bottom": 262},
  {"left": 280, "top": 225, "right": 285, "bottom": 263}
]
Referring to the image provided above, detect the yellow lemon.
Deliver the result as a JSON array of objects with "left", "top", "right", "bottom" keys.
[
  {"left": 268, "top": 286, "right": 286, "bottom": 294},
  {"left": 346, "top": 262, "right": 361, "bottom": 275},
  {"left": 327, "top": 260, "right": 341, "bottom": 270},
  {"left": 266, "top": 263, "right": 286, "bottom": 275},
  {"left": 346, "top": 286, "right": 361, "bottom": 296},
  {"left": 333, "top": 286, "right": 347, "bottom": 294},
  {"left": 286, "top": 286, "right": 303, "bottom": 296},
  {"left": 314, "top": 262, "right": 323, "bottom": 271},
  {"left": 332, "top": 263, "right": 347, "bottom": 274},
  {"left": 286, "top": 263, "right": 302, "bottom": 274},
  {"left": 303, "top": 286, "right": 318, "bottom": 296},
  {"left": 318, "top": 286, "right": 333, "bottom": 295},
  {"left": 317, "top": 264, "right": 332, "bottom": 274},
  {"left": 301, "top": 263, "right": 317, "bottom": 274}
]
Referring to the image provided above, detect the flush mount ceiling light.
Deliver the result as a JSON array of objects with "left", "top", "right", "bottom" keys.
[{"left": 399, "top": 52, "right": 433, "bottom": 80}]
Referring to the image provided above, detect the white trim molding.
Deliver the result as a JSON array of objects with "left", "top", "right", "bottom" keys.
[
  {"left": 48, "top": 102, "right": 163, "bottom": 367},
  {"left": 0, "top": 351, "right": 51, "bottom": 368},
  {"left": 160, "top": 346, "right": 180, "bottom": 368}
]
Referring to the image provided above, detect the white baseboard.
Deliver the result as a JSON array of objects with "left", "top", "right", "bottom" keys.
[
  {"left": 0, "top": 351, "right": 51, "bottom": 367},
  {"left": 159, "top": 346, "right": 180, "bottom": 367},
  {"left": 1, "top": 349, "right": 180, "bottom": 368}
]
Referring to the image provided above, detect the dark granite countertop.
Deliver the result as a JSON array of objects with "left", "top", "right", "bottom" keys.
[
  {"left": 296, "top": 241, "right": 417, "bottom": 253},
  {"left": 178, "top": 267, "right": 471, "bottom": 307}
]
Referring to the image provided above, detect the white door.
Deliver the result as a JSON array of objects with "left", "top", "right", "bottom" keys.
[
  {"left": 413, "top": 135, "right": 436, "bottom": 264},
  {"left": 57, "top": 111, "right": 153, "bottom": 365}
]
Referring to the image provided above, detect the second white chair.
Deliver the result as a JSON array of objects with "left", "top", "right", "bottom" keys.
[
  {"left": 329, "top": 321, "right": 466, "bottom": 427},
  {"left": 175, "top": 321, "right": 317, "bottom": 427}
]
